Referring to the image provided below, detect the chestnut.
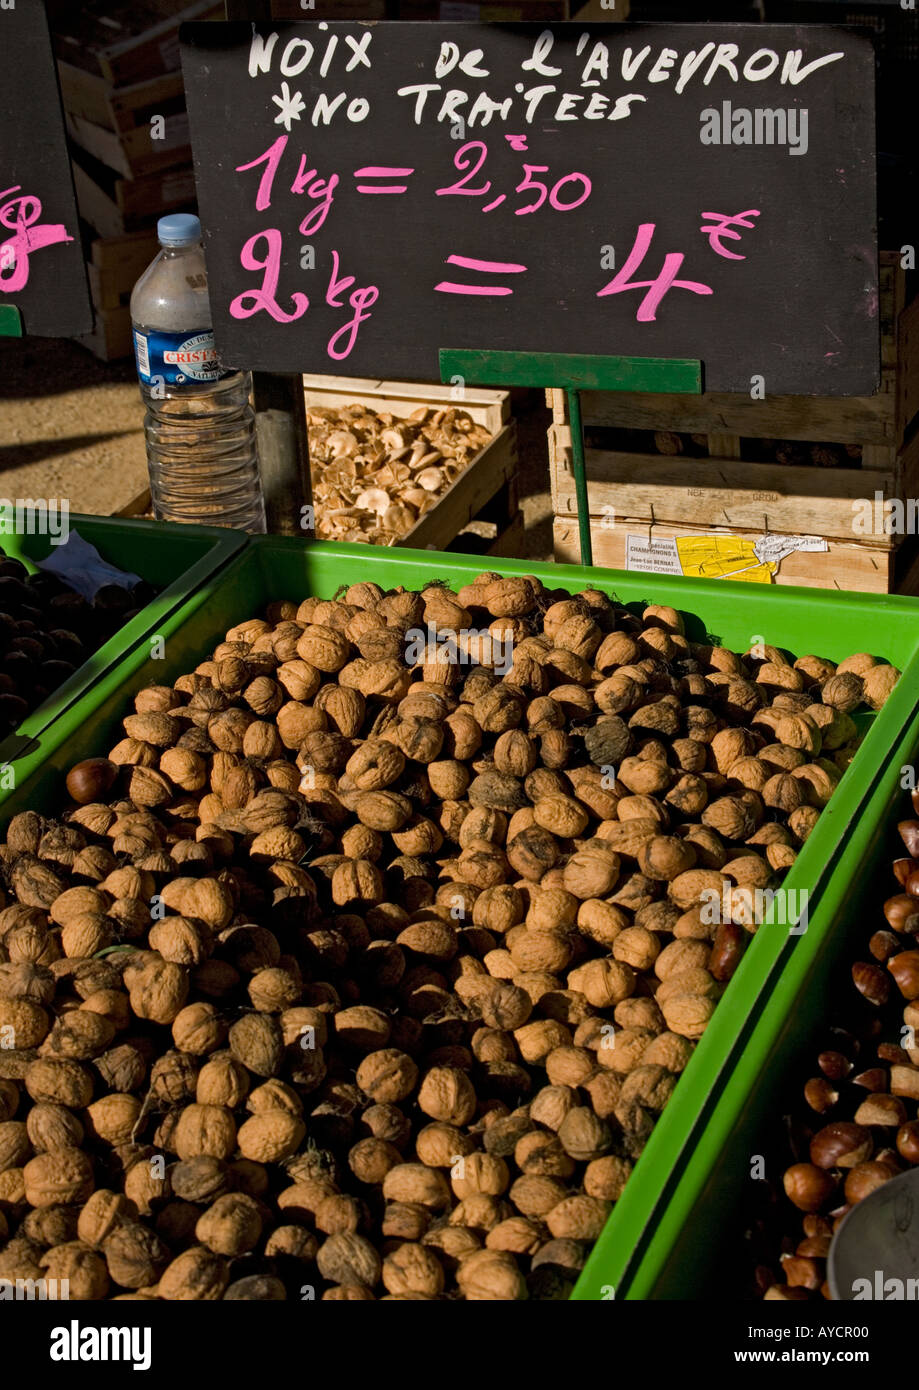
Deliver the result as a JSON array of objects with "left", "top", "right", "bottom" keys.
[
  {"left": 803, "top": 1078, "right": 838, "bottom": 1115},
  {"left": 783, "top": 1162, "right": 836, "bottom": 1212},
  {"left": 884, "top": 894, "right": 919, "bottom": 932},
  {"left": 893, "top": 858, "right": 917, "bottom": 887},
  {"left": 65, "top": 758, "right": 118, "bottom": 805},
  {"left": 818, "top": 1050, "right": 851, "bottom": 1081},
  {"left": 809, "top": 1122, "right": 873, "bottom": 1169},
  {"left": 898, "top": 820, "right": 919, "bottom": 858},
  {"left": 851, "top": 961, "right": 890, "bottom": 1006},
  {"left": 878, "top": 1042, "right": 911, "bottom": 1065},
  {"left": 780, "top": 1254, "right": 821, "bottom": 1290},
  {"left": 851, "top": 1068, "right": 887, "bottom": 1092},
  {"left": 896, "top": 1121, "right": 919, "bottom": 1165},
  {"left": 843, "top": 1160, "right": 899, "bottom": 1205},
  {"left": 796, "top": 1234, "right": 831, "bottom": 1259},
  {"left": 869, "top": 929, "right": 902, "bottom": 961},
  {"left": 887, "top": 950, "right": 919, "bottom": 1000}
]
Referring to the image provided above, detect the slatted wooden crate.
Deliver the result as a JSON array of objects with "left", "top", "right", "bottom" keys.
[
  {"left": 76, "top": 231, "right": 159, "bottom": 361},
  {"left": 302, "top": 375, "right": 521, "bottom": 554},
  {"left": 549, "top": 252, "right": 919, "bottom": 590},
  {"left": 50, "top": 0, "right": 223, "bottom": 87}
]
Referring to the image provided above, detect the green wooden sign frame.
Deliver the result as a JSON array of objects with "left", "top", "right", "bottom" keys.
[{"left": 439, "top": 350, "right": 703, "bottom": 566}]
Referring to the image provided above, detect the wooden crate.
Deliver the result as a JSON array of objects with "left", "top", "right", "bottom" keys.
[
  {"left": 553, "top": 518, "right": 919, "bottom": 595},
  {"left": 65, "top": 109, "right": 191, "bottom": 181},
  {"left": 58, "top": 65, "right": 185, "bottom": 134},
  {"left": 302, "top": 374, "right": 520, "bottom": 553},
  {"left": 72, "top": 152, "right": 196, "bottom": 239},
  {"left": 548, "top": 253, "right": 919, "bottom": 590},
  {"left": 88, "top": 230, "right": 160, "bottom": 308},
  {"left": 78, "top": 303, "right": 134, "bottom": 362},
  {"left": 50, "top": 0, "right": 223, "bottom": 87}
]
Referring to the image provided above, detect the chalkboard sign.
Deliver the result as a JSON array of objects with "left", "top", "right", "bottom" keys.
[
  {"left": 180, "top": 21, "right": 877, "bottom": 395},
  {"left": 0, "top": 0, "right": 91, "bottom": 337}
]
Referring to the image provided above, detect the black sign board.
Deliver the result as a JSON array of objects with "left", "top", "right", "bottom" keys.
[
  {"left": 181, "top": 21, "right": 877, "bottom": 395},
  {"left": 0, "top": 0, "right": 91, "bottom": 337}
]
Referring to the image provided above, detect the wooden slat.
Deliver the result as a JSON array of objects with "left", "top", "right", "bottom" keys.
[
  {"left": 550, "top": 448, "right": 900, "bottom": 546},
  {"left": 554, "top": 518, "right": 898, "bottom": 593},
  {"left": 570, "top": 378, "right": 898, "bottom": 446},
  {"left": 399, "top": 426, "right": 517, "bottom": 551},
  {"left": 91, "top": 229, "right": 159, "bottom": 276},
  {"left": 707, "top": 434, "right": 742, "bottom": 459},
  {"left": 486, "top": 509, "right": 526, "bottom": 557},
  {"left": 897, "top": 296, "right": 919, "bottom": 441},
  {"left": 87, "top": 262, "right": 124, "bottom": 311},
  {"left": 302, "top": 374, "right": 509, "bottom": 434}
]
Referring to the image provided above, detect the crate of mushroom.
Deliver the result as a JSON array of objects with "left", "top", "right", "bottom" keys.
[{"left": 303, "top": 376, "right": 518, "bottom": 550}]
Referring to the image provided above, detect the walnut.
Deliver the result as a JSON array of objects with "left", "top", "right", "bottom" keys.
[
  {"left": 456, "top": 1247, "right": 527, "bottom": 1300},
  {"left": 862, "top": 664, "right": 899, "bottom": 709},
  {"left": 158, "top": 1245, "right": 229, "bottom": 1300},
  {"left": 316, "top": 1231, "right": 381, "bottom": 1287},
  {"left": 237, "top": 1111, "right": 305, "bottom": 1163},
  {"left": 174, "top": 1104, "right": 237, "bottom": 1161},
  {"left": 545, "top": 1195, "right": 611, "bottom": 1242},
  {"left": 566, "top": 959, "right": 635, "bottom": 1010},
  {"left": 23, "top": 1147, "right": 93, "bottom": 1207},
  {"left": 356, "top": 1049, "right": 419, "bottom": 1104},
  {"left": 660, "top": 993, "right": 717, "bottom": 1039},
  {"left": 40, "top": 1241, "right": 109, "bottom": 1300},
  {"left": 381, "top": 1242, "right": 445, "bottom": 1297},
  {"left": 417, "top": 1066, "right": 476, "bottom": 1125},
  {"left": 84, "top": 1095, "right": 141, "bottom": 1146},
  {"left": 0, "top": 997, "right": 49, "bottom": 1049},
  {"left": 195, "top": 1193, "right": 262, "bottom": 1256}
]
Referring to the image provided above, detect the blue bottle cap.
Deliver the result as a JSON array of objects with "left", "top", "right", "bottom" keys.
[{"left": 157, "top": 213, "right": 202, "bottom": 247}]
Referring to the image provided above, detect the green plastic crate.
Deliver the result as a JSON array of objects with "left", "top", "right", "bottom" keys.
[
  {"left": 621, "top": 702, "right": 919, "bottom": 1301},
  {"left": 0, "top": 514, "right": 244, "bottom": 777},
  {"left": 3, "top": 536, "right": 919, "bottom": 1300}
]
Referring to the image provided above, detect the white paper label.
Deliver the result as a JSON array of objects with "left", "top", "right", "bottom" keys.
[
  {"left": 753, "top": 533, "right": 829, "bottom": 565},
  {"left": 625, "top": 536, "right": 682, "bottom": 575}
]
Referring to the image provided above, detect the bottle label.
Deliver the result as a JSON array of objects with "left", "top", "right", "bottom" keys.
[{"left": 133, "top": 328, "right": 231, "bottom": 385}]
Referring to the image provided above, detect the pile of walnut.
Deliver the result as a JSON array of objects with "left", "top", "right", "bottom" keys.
[
  {"left": 308, "top": 404, "right": 493, "bottom": 544},
  {"left": 752, "top": 806, "right": 919, "bottom": 1301},
  {"left": 0, "top": 572, "right": 901, "bottom": 1300}
]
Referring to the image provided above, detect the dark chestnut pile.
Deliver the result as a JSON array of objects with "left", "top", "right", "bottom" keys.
[{"left": 0, "top": 550, "right": 156, "bottom": 739}]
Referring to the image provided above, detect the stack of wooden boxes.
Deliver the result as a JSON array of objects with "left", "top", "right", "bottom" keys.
[
  {"left": 50, "top": 0, "right": 222, "bottom": 360},
  {"left": 549, "top": 254, "right": 919, "bottom": 593}
]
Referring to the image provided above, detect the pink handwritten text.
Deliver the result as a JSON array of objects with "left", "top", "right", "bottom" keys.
[
  {"left": 597, "top": 222, "right": 713, "bottom": 321},
  {"left": 0, "top": 187, "right": 73, "bottom": 294}
]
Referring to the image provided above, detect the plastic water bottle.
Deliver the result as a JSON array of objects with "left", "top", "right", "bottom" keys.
[{"left": 130, "top": 213, "right": 266, "bottom": 532}]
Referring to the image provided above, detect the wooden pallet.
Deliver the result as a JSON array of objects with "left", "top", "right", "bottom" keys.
[
  {"left": 302, "top": 374, "right": 519, "bottom": 552},
  {"left": 548, "top": 253, "right": 919, "bottom": 588}
]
